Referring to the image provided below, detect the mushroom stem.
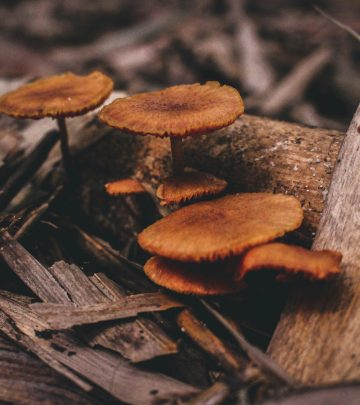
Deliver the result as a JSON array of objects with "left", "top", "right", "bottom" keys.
[
  {"left": 57, "top": 117, "right": 72, "bottom": 177},
  {"left": 170, "top": 138, "right": 184, "bottom": 175}
]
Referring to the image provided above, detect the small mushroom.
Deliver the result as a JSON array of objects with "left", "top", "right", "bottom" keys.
[
  {"left": 0, "top": 71, "right": 113, "bottom": 177},
  {"left": 144, "top": 256, "right": 245, "bottom": 295},
  {"left": 156, "top": 168, "right": 227, "bottom": 205},
  {"left": 238, "top": 243, "right": 342, "bottom": 280},
  {"left": 138, "top": 193, "right": 303, "bottom": 263},
  {"left": 99, "top": 82, "right": 243, "bottom": 204},
  {"left": 105, "top": 178, "right": 146, "bottom": 196}
]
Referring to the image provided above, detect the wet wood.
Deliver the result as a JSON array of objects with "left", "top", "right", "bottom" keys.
[
  {"left": 31, "top": 292, "right": 183, "bottom": 330},
  {"left": 0, "top": 291, "right": 198, "bottom": 404},
  {"left": 268, "top": 105, "right": 360, "bottom": 384}
]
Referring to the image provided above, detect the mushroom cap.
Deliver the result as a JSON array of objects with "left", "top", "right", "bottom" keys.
[
  {"left": 239, "top": 243, "right": 342, "bottom": 280},
  {"left": 156, "top": 169, "right": 227, "bottom": 204},
  {"left": 98, "top": 82, "right": 244, "bottom": 138},
  {"left": 105, "top": 179, "right": 146, "bottom": 196},
  {"left": 138, "top": 193, "right": 303, "bottom": 262},
  {"left": 144, "top": 256, "right": 245, "bottom": 295},
  {"left": 0, "top": 71, "right": 113, "bottom": 119}
]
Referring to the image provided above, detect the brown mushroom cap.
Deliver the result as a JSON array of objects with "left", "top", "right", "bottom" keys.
[
  {"left": 0, "top": 71, "right": 113, "bottom": 119},
  {"left": 105, "top": 179, "right": 146, "bottom": 196},
  {"left": 98, "top": 82, "right": 244, "bottom": 138},
  {"left": 238, "top": 243, "right": 342, "bottom": 280},
  {"left": 138, "top": 193, "right": 303, "bottom": 262},
  {"left": 156, "top": 169, "right": 227, "bottom": 204},
  {"left": 144, "top": 256, "right": 245, "bottom": 295}
]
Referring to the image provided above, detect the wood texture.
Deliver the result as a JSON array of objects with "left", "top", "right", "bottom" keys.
[
  {"left": 0, "top": 232, "right": 177, "bottom": 362},
  {"left": 268, "top": 105, "right": 360, "bottom": 384},
  {"left": 31, "top": 292, "right": 183, "bottom": 330},
  {"left": 0, "top": 334, "right": 98, "bottom": 405},
  {"left": 0, "top": 291, "right": 198, "bottom": 404}
]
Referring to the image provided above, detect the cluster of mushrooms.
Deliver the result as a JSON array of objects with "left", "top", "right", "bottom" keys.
[{"left": 0, "top": 71, "right": 342, "bottom": 296}]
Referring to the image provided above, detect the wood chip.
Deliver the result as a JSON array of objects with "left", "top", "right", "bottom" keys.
[{"left": 31, "top": 292, "right": 184, "bottom": 330}]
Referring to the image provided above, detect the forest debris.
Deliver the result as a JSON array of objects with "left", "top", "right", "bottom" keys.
[
  {"left": 201, "top": 300, "right": 295, "bottom": 387},
  {"left": 0, "top": 129, "right": 58, "bottom": 211},
  {"left": 229, "top": 0, "right": 275, "bottom": 95},
  {"left": 177, "top": 309, "right": 242, "bottom": 372},
  {"left": 0, "top": 334, "right": 97, "bottom": 405},
  {"left": 31, "top": 292, "right": 184, "bottom": 330},
  {"left": 259, "top": 47, "right": 332, "bottom": 115},
  {"left": 0, "top": 292, "right": 198, "bottom": 404},
  {"left": 0, "top": 232, "right": 178, "bottom": 362},
  {"left": 188, "top": 381, "right": 230, "bottom": 405},
  {"left": 314, "top": 6, "right": 360, "bottom": 42}
]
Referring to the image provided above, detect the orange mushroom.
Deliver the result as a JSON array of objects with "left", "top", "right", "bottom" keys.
[
  {"left": 138, "top": 193, "right": 303, "bottom": 263},
  {"left": 144, "top": 256, "right": 245, "bottom": 295},
  {"left": 99, "top": 82, "right": 244, "bottom": 204},
  {"left": 238, "top": 243, "right": 342, "bottom": 280},
  {"left": 105, "top": 178, "right": 146, "bottom": 196},
  {"left": 0, "top": 71, "right": 113, "bottom": 177},
  {"left": 143, "top": 242, "right": 341, "bottom": 295}
]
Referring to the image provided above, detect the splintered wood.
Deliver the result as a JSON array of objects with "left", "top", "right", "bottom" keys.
[{"left": 0, "top": 232, "right": 177, "bottom": 363}]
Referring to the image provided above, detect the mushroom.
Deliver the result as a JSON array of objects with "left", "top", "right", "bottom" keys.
[
  {"left": 99, "top": 82, "right": 244, "bottom": 204},
  {"left": 105, "top": 178, "right": 146, "bottom": 196},
  {"left": 138, "top": 193, "right": 303, "bottom": 263},
  {"left": 144, "top": 256, "right": 245, "bottom": 295},
  {"left": 144, "top": 243, "right": 342, "bottom": 295},
  {"left": 238, "top": 243, "right": 342, "bottom": 280},
  {"left": 0, "top": 71, "right": 113, "bottom": 177}
]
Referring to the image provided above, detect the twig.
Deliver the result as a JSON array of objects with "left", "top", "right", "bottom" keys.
[
  {"left": 14, "top": 186, "right": 63, "bottom": 239},
  {"left": 201, "top": 300, "right": 296, "bottom": 387},
  {"left": 177, "top": 309, "right": 243, "bottom": 372},
  {"left": 0, "top": 129, "right": 59, "bottom": 211},
  {"left": 229, "top": 0, "right": 275, "bottom": 95},
  {"left": 314, "top": 5, "right": 360, "bottom": 42},
  {"left": 259, "top": 47, "right": 332, "bottom": 115}
]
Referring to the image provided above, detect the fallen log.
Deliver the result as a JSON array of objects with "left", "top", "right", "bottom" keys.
[{"left": 73, "top": 110, "right": 343, "bottom": 245}]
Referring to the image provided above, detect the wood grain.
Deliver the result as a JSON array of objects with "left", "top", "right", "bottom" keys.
[
  {"left": 0, "top": 291, "right": 198, "bottom": 404},
  {"left": 268, "top": 105, "right": 360, "bottom": 384},
  {"left": 0, "top": 232, "right": 177, "bottom": 363},
  {"left": 31, "top": 292, "right": 183, "bottom": 330}
]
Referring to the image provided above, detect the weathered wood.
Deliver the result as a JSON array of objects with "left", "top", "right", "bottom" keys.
[
  {"left": 0, "top": 292, "right": 198, "bottom": 404},
  {"left": 0, "top": 334, "right": 98, "bottom": 405},
  {"left": 268, "top": 105, "right": 360, "bottom": 384},
  {"left": 0, "top": 232, "right": 177, "bottom": 362},
  {"left": 31, "top": 292, "right": 183, "bottom": 330},
  {"left": 48, "top": 260, "right": 178, "bottom": 362},
  {"left": 0, "top": 231, "right": 70, "bottom": 304}
]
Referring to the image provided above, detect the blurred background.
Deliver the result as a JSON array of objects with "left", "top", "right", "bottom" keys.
[{"left": 0, "top": 0, "right": 359, "bottom": 130}]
